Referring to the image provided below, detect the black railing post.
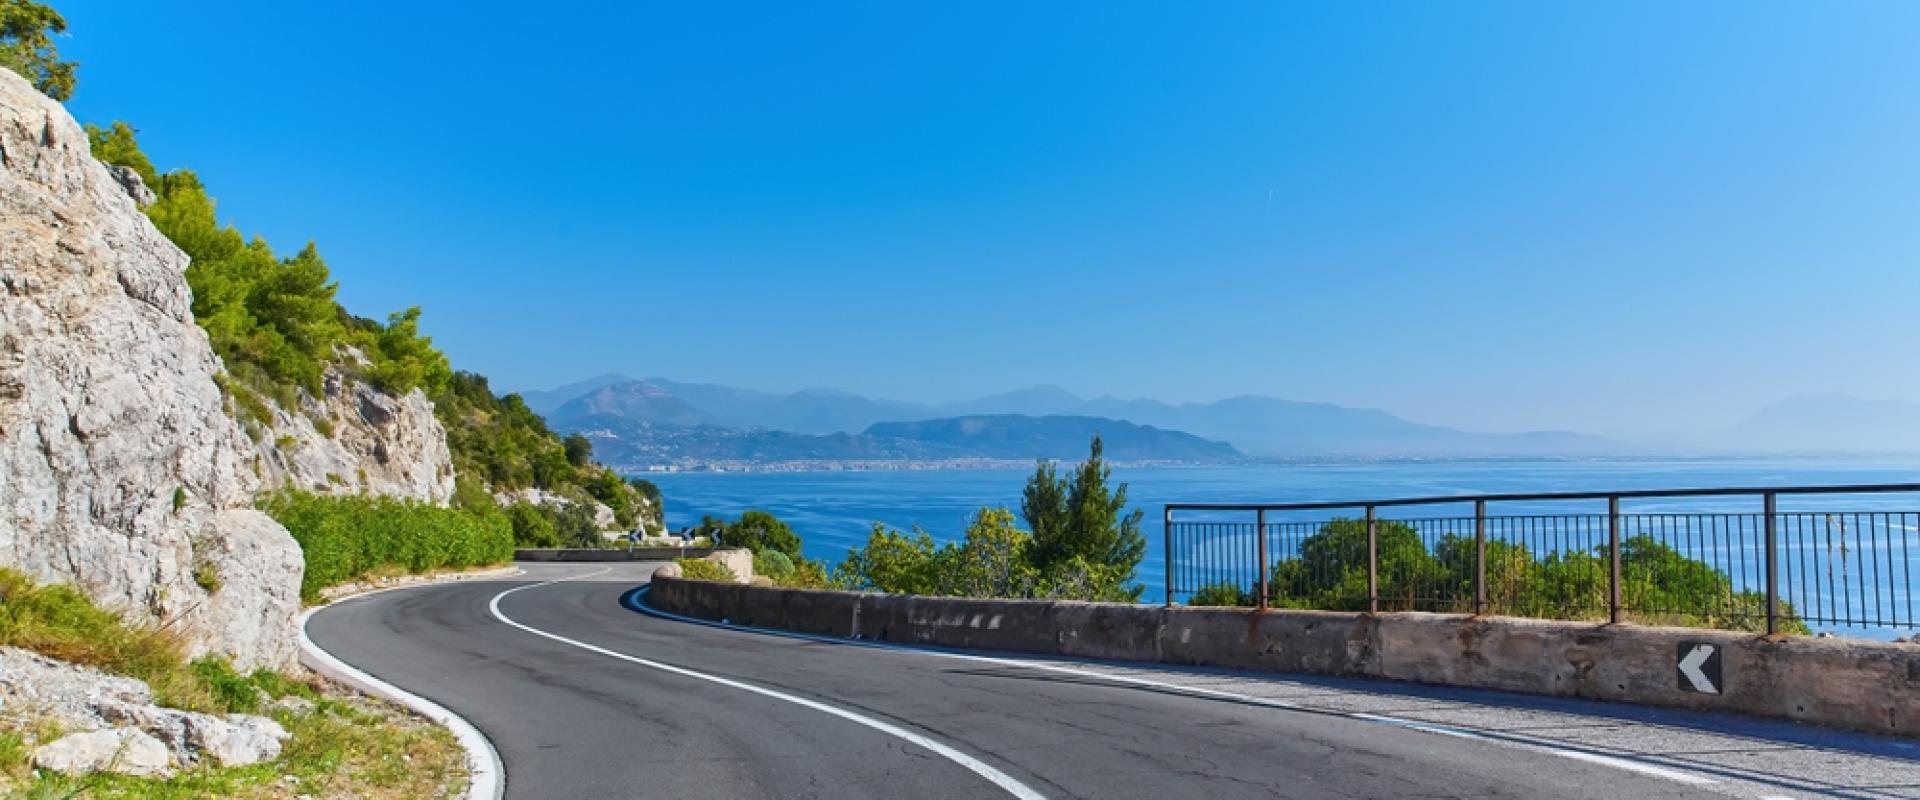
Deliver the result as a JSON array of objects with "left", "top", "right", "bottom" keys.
[
  {"left": 1474, "top": 500, "right": 1488, "bottom": 616},
  {"left": 1366, "top": 505, "right": 1379, "bottom": 614},
  {"left": 1256, "top": 509, "right": 1269, "bottom": 611},
  {"left": 1764, "top": 492, "right": 1779, "bottom": 636},
  {"left": 1608, "top": 495, "right": 1622, "bottom": 624},
  {"left": 1163, "top": 507, "right": 1174, "bottom": 607}
]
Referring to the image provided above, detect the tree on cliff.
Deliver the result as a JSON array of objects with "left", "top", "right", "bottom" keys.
[{"left": 0, "top": 0, "right": 75, "bottom": 101}]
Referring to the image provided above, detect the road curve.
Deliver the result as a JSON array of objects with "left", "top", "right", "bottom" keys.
[{"left": 306, "top": 564, "right": 1920, "bottom": 799}]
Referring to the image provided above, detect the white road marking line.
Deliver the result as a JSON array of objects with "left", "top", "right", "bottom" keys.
[
  {"left": 300, "top": 600, "right": 507, "bottom": 800},
  {"left": 490, "top": 574, "right": 1047, "bottom": 800},
  {"left": 629, "top": 588, "right": 1720, "bottom": 789}
]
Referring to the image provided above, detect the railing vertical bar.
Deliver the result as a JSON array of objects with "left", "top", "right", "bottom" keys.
[
  {"left": 1608, "top": 497, "right": 1622, "bottom": 624},
  {"left": 1902, "top": 511, "right": 1913, "bottom": 628},
  {"left": 1824, "top": 513, "right": 1837, "bottom": 628},
  {"left": 1366, "top": 505, "right": 1378, "bottom": 615},
  {"left": 1794, "top": 513, "right": 1808, "bottom": 626},
  {"left": 1855, "top": 513, "right": 1868, "bottom": 627},
  {"left": 1764, "top": 493, "right": 1779, "bottom": 636},
  {"left": 1163, "top": 508, "right": 1173, "bottom": 607},
  {"left": 1473, "top": 500, "right": 1487, "bottom": 616},
  {"left": 1256, "top": 509, "right": 1269, "bottom": 611},
  {"left": 1873, "top": 513, "right": 1886, "bottom": 627}
]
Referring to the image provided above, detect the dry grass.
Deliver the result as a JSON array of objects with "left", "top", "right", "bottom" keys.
[{"left": 0, "top": 569, "right": 466, "bottom": 799}]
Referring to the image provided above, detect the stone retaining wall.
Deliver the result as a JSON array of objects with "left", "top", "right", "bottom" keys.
[
  {"left": 649, "top": 576, "right": 1920, "bottom": 738},
  {"left": 514, "top": 548, "right": 713, "bottom": 562}
]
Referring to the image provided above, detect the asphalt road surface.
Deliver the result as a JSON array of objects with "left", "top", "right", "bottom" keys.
[{"left": 306, "top": 563, "right": 1920, "bottom": 799}]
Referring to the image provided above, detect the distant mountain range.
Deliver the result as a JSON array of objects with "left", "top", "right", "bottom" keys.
[
  {"left": 521, "top": 376, "right": 1920, "bottom": 466},
  {"left": 561, "top": 411, "right": 1240, "bottom": 467},
  {"left": 1722, "top": 394, "right": 1920, "bottom": 453}
]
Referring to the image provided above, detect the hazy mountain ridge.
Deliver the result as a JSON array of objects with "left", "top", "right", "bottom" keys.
[
  {"left": 1724, "top": 394, "right": 1920, "bottom": 453},
  {"left": 567, "top": 410, "right": 1240, "bottom": 468},
  {"left": 865, "top": 415, "right": 1241, "bottom": 461},
  {"left": 520, "top": 377, "right": 1920, "bottom": 463}
]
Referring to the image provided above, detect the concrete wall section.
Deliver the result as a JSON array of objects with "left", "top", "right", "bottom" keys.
[
  {"left": 515, "top": 548, "right": 714, "bottom": 562},
  {"left": 649, "top": 576, "right": 1920, "bottom": 739}
]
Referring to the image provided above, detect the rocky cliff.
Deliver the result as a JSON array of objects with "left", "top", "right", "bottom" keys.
[
  {"left": 0, "top": 69, "right": 302, "bottom": 669},
  {"left": 252, "top": 353, "right": 456, "bottom": 505}
]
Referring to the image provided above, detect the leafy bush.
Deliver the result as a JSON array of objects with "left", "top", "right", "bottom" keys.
[
  {"left": 1256, "top": 520, "right": 1810, "bottom": 634},
  {"left": 1190, "top": 582, "right": 1254, "bottom": 607},
  {"left": 836, "top": 524, "right": 939, "bottom": 595},
  {"left": 711, "top": 510, "right": 801, "bottom": 560},
  {"left": 263, "top": 492, "right": 513, "bottom": 602},
  {"left": 674, "top": 558, "right": 736, "bottom": 583},
  {"left": 752, "top": 548, "right": 796, "bottom": 580},
  {"left": 778, "top": 559, "right": 833, "bottom": 589},
  {"left": 504, "top": 501, "right": 556, "bottom": 548}
]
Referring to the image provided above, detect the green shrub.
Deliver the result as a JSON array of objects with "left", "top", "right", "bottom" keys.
[
  {"left": 506, "top": 502, "right": 560, "bottom": 548},
  {"left": 263, "top": 492, "right": 513, "bottom": 602},
  {"left": 674, "top": 558, "right": 736, "bottom": 583},
  {"left": 1189, "top": 582, "right": 1253, "bottom": 607},
  {"left": 777, "top": 559, "right": 832, "bottom": 589},
  {"left": 752, "top": 548, "right": 795, "bottom": 580},
  {"left": 720, "top": 511, "right": 802, "bottom": 560}
]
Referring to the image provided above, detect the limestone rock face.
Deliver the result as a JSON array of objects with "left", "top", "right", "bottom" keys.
[
  {"left": 253, "top": 356, "right": 455, "bottom": 504},
  {"left": 495, "top": 486, "right": 625, "bottom": 533},
  {"left": 0, "top": 70, "right": 302, "bottom": 668}
]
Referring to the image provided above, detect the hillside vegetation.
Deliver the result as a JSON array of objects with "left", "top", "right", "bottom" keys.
[
  {"left": 84, "top": 111, "right": 653, "bottom": 566},
  {"left": 0, "top": 0, "right": 659, "bottom": 598}
]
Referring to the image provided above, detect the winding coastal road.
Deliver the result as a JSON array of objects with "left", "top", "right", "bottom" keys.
[{"left": 306, "top": 563, "right": 1920, "bottom": 799}]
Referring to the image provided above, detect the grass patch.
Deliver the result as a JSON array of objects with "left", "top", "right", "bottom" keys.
[
  {"left": 0, "top": 569, "right": 466, "bottom": 798},
  {"left": 1, "top": 691, "right": 465, "bottom": 799},
  {"left": 191, "top": 562, "right": 221, "bottom": 594},
  {"left": 673, "top": 558, "right": 736, "bottom": 583}
]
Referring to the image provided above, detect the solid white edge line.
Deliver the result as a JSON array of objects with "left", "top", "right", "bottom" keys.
[
  {"left": 627, "top": 587, "right": 1720, "bottom": 789},
  {"left": 299, "top": 589, "right": 512, "bottom": 800},
  {"left": 488, "top": 573, "right": 1047, "bottom": 800}
]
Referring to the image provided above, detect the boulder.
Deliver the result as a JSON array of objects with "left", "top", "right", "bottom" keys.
[
  {"left": 93, "top": 701, "right": 285, "bottom": 767},
  {"left": 34, "top": 728, "right": 173, "bottom": 778},
  {"left": 204, "top": 714, "right": 289, "bottom": 766},
  {"left": 705, "top": 548, "right": 754, "bottom": 584}
]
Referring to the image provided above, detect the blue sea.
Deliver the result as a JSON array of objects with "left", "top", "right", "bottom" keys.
[{"left": 649, "top": 458, "right": 1920, "bottom": 635}]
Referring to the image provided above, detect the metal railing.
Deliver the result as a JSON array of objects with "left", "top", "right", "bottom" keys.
[{"left": 1164, "top": 483, "right": 1920, "bottom": 636}]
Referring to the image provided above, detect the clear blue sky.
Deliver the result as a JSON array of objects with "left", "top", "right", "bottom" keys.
[{"left": 54, "top": 1, "right": 1920, "bottom": 439}]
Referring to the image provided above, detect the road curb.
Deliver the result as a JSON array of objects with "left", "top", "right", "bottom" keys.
[
  {"left": 298, "top": 569, "right": 519, "bottom": 800},
  {"left": 317, "top": 563, "right": 525, "bottom": 602}
]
